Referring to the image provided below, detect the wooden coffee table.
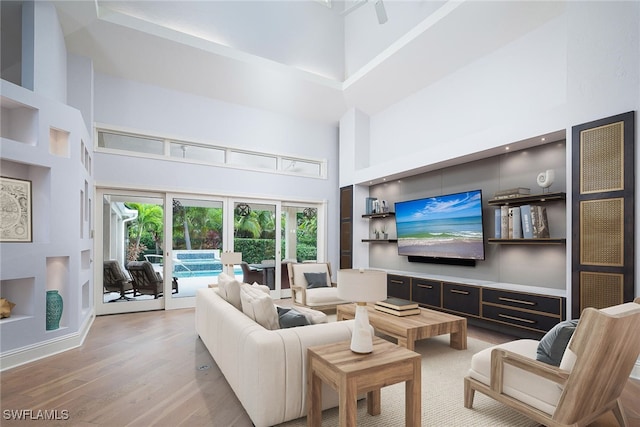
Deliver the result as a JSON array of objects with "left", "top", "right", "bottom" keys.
[
  {"left": 307, "top": 337, "right": 421, "bottom": 426},
  {"left": 337, "top": 303, "right": 467, "bottom": 351}
]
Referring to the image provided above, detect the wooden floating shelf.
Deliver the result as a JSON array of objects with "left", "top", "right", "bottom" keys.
[
  {"left": 487, "top": 192, "right": 566, "bottom": 206},
  {"left": 487, "top": 238, "right": 566, "bottom": 245},
  {"left": 362, "top": 212, "right": 395, "bottom": 219},
  {"left": 362, "top": 239, "right": 398, "bottom": 243}
]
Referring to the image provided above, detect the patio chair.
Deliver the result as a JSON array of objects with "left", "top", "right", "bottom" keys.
[
  {"left": 103, "top": 260, "right": 134, "bottom": 302},
  {"left": 240, "top": 262, "right": 263, "bottom": 284},
  {"left": 287, "top": 262, "right": 347, "bottom": 312},
  {"left": 126, "top": 261, "right": 179, "bottom": 299},
  {"left": 464, "top": 297, "right": 640, "bottom": 427}
]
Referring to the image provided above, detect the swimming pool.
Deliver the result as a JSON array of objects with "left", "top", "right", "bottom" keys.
[{"left": 173, "top": 267, "right": 241, "bottom": 279}]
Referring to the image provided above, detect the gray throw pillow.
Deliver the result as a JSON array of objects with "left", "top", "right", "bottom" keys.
[
  {"left": 304, "top": 272, "right": 328, "bottom": 289},
  {"left": 277, "top": 307, "right": 310, "bottom": 328},
  {"left": 536, "top": 319, "right": 579, "bottom": 366}
]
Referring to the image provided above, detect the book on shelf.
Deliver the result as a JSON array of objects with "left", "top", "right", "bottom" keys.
[
  {"left": 365, "top": 197, "right": 377, "bottom": 215},
  {"left": 500, "top": 206, "right": 509, "bottom": 238},
  {"left": 493, "top": 187, "right": 531, "bottom": 199},
  {"left": 374, "top": 304, "right": 421, "bottom": 317},
  {"left": 494, "top": 208, "right": 501, "bottom": 238},
  {"left": 530, "top": 205, "right": 550, "bottom": 238},
  {"left": 509, "top": 206, "right": 522, "bottom": 238},
  {"left": 376, "top": 297, "right": 419, "bottom": 311},
  {"left": 520, "top": 204, "right": 534, "bottom": 238}
]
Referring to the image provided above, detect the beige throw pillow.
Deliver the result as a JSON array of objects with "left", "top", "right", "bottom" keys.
[
  {"left": 217, "top": 272, "right": 242, "bottom": 310},
  {"left": 240, "top": 284, "right": 279, "bottom": 330}
]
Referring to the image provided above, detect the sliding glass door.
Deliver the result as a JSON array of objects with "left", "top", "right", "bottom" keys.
[
  {"left": 166, "top": 196, "right": 224, "bottom": 309},
  {"left": 96, "top": 190, "right": 165, "bottom": 315}
]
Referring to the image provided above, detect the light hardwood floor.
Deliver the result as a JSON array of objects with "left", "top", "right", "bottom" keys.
[{"left": 1, "top": 308, "right": 638, "bottom": 426}]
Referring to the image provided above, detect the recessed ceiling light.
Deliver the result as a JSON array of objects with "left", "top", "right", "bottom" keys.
[{"left": 505, "top": 146, "right": 510, "bottom": 151}]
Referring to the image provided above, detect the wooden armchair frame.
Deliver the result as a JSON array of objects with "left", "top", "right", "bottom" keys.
[{"left": 464, "top": 298, "right": 640, "bottom": 427}]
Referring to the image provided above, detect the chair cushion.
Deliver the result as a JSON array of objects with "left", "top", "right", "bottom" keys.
[
  {"left": 536, "top": 319, "right": 579, "bottom": 366},
  {"left": 468, "top": 339, "right": 562, "bottom": 415},
  {"left": 277, "top": 306, "right": 310, "bottom": 328},
  {"left": 305, "top": 287, "right": 343, "bottom": 306},
  {"left": 304, "top": 272, "right": 328, "bottom": 288},
  {"left": 240, "top": 284, "right": 279, "bottom": 330}
]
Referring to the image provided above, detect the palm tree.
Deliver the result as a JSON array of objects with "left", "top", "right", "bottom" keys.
[{"left": 127, "top": 202, "right": 163, "bottom": 259}]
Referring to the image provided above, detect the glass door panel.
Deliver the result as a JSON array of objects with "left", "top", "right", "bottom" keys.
[
  {"left": 281, "top": 203, "right": 320, "bottom": 297},
  {"left": 167, "top": 197, "right": 224, "bottom": 308},
  {"left": 233, "top": 200, "right": 279, "bottom": 297},
  {"left": 97, "top": 191, "right": 165, "bottom": 315}
]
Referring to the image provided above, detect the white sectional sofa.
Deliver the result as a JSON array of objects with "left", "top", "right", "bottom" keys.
[{"left": 195, "top": 285, "right": 355, "bottom": 427}]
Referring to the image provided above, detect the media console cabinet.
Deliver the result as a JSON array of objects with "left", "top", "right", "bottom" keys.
[{"left": 384, "top": 271, "right": 566, "bottom": 339}]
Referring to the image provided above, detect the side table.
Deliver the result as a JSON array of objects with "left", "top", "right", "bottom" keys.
[{"left": 307, "top": 337, "right": 421, "bottom": 426}]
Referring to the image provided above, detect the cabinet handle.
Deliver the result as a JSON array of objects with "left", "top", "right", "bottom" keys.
[
  {"left": 390, "top": 280, "right": 405, "bottom": 285},
  {"left": 417, "top": 284, "right": 433, "bottom": 289},
  {"left": 498, "top": 297, "right": 535, "bottom": 306},
  {"left": 450, "top": 289, "right": 469, "bottom": 295},
  {"left": 498, "top": 314, "right": 536, "bottom": 324}
]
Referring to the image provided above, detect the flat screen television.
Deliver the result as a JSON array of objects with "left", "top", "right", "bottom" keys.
[{"left": 394, "top": 190, "right": 485, "bottom": 263}]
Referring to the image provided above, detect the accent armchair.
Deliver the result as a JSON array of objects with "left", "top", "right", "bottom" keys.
[
  {"left": 126, "top": 261, "right": 179, "bottom": 299},
  {"left": 287, "top": 262, "right": 347, "bottom": 311},
  {"left": 103, "top": 260, "right": 134, "bottom": 302},
  {"left": 464, "top": 298, "right": 640, "bottom": 427}
]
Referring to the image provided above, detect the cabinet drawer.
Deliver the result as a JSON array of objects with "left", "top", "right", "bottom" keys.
[
  {"left": 482, "top": 289, "right": 562, "bottom": 316},
  {"left": 482, "top": 304, "right": 559, "bottom": 333},
  {"left": 442, "top": 282, "right": 480, "bottom": 316},
  {"left": 411, "top": 278, "right": 441, "bottom": 307},
  {"left": 387, "top": 275, "right": 411, "bottom": 300}
]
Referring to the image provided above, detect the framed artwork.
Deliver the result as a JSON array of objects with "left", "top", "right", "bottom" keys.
[{"left": 0, "top": 177, "right": 32, "bottom": 242}]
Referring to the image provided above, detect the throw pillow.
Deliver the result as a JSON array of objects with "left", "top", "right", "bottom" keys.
[
  {"left": 277, "top": 306, "right": 310, "bottom": 328},
  {"left": 536, "top": 319, "right": 579, "bottom": 366},
  {"left": 304, "top": 272, "right": 328, "bottom": 289},
  {"left": 240, "top": 284, "right": 279, "bottom": 330},
  {"left": 251, "top": 282, "right": 271, "bottom": 295},
  {"left": 216, "top": 273, "right": 242, "bottom": 310}
]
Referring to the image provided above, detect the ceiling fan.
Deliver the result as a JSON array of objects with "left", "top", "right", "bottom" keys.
[{"left": 341, "top": 0, "right": 388, "bottom": 24}]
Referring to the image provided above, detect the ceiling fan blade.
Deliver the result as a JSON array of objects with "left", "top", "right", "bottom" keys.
[{"left": 374, "top": 0, "right": 388, "bottom": 24}]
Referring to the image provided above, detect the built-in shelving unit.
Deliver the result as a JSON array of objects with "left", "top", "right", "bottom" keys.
[
  {"left": 362, "top": 239, "right": 398, "bottom": 243},
  {"left": 0, "top": 80, "right": 94, "bottom": 370}
]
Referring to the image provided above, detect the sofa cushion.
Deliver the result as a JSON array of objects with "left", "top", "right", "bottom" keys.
[
  {"left": 304, "top": 272, "right": 328, "bottom": 289},
  {"left": 250, "top": 282, "right": 271, "bottom": 294},
  {"left": 240, "top": 284, "right": 279, "bottom": 330},
  {"left": 218, "top": 273, "right": 243, "bottom": 310},
  {"left": 277, "top": 306, "right": 310, "bottom": 328},
  {"left": 536, "top": 319, "right": 579, "bottom": 366}
]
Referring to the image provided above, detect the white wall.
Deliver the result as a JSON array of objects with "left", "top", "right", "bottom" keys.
[
  {"left": 31, "top": 1, "right": 67, "bottom": 103},
  {"left": 93, "top": 73, "right": 340, "bottom": 266}
]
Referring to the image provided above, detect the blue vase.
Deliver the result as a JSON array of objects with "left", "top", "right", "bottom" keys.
[{"left": 46, "top": 290, "right": 63, "bottom": 330}]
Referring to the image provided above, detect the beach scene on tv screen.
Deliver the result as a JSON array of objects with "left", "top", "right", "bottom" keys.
[{"left": 395, "top": 191, "right": 485, "bottom": 260}]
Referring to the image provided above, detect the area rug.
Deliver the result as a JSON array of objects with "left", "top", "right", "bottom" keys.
[{"left": 278, "top": 335, "right": 540, "bottom": 426}]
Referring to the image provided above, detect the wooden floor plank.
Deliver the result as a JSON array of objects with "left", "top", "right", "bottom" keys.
[{"left": 0, "top": 307, "right": 637, "bottom": 427}]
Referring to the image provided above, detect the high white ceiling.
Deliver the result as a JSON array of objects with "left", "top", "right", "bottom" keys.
[{"left": 53, "top": 0, "right": 564, "bottom": 124}]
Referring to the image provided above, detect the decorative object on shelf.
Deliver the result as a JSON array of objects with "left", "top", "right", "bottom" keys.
[
  {"left": 380, "top": 224, "right": 388, "bottom": 239},
  {"left": 536, "top": 169, "right": 555, "bottom": 192},
  {"left": 365, "top": 197, "right": 377, "bottom": 214},
  {"left": 493, "top": 187, "right": 530, "bottom": 200},
  {"left": 380, "top": 199, "right": 389, "bottom": 213},
  {"left": 220, "top": 251, "right": 242, "bottom": 277},
  {"left": 373, "top": 228, "right": 380, "bottom": 239},
  {"left": 0, "top": 298, "right": 16, "bottom": 318},
  {"left": 46, "top": 290, "right": 63, "bottom": 330},
  {"left": 372, "top": 199, "right": 380, "bottom": 213},
  {"left": 0, "top": 176, "right": 32, "bottom": 242},
  {"left": 337, "top": 269, "right": 387, "bottom": 353}
]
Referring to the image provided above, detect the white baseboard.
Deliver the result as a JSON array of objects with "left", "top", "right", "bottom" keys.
[
  {"left": 0, "top": 311, "right": 95, "bottom": 372},
  {"left": 631, "top": 358, "right": 640, "bottom": 380}
]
